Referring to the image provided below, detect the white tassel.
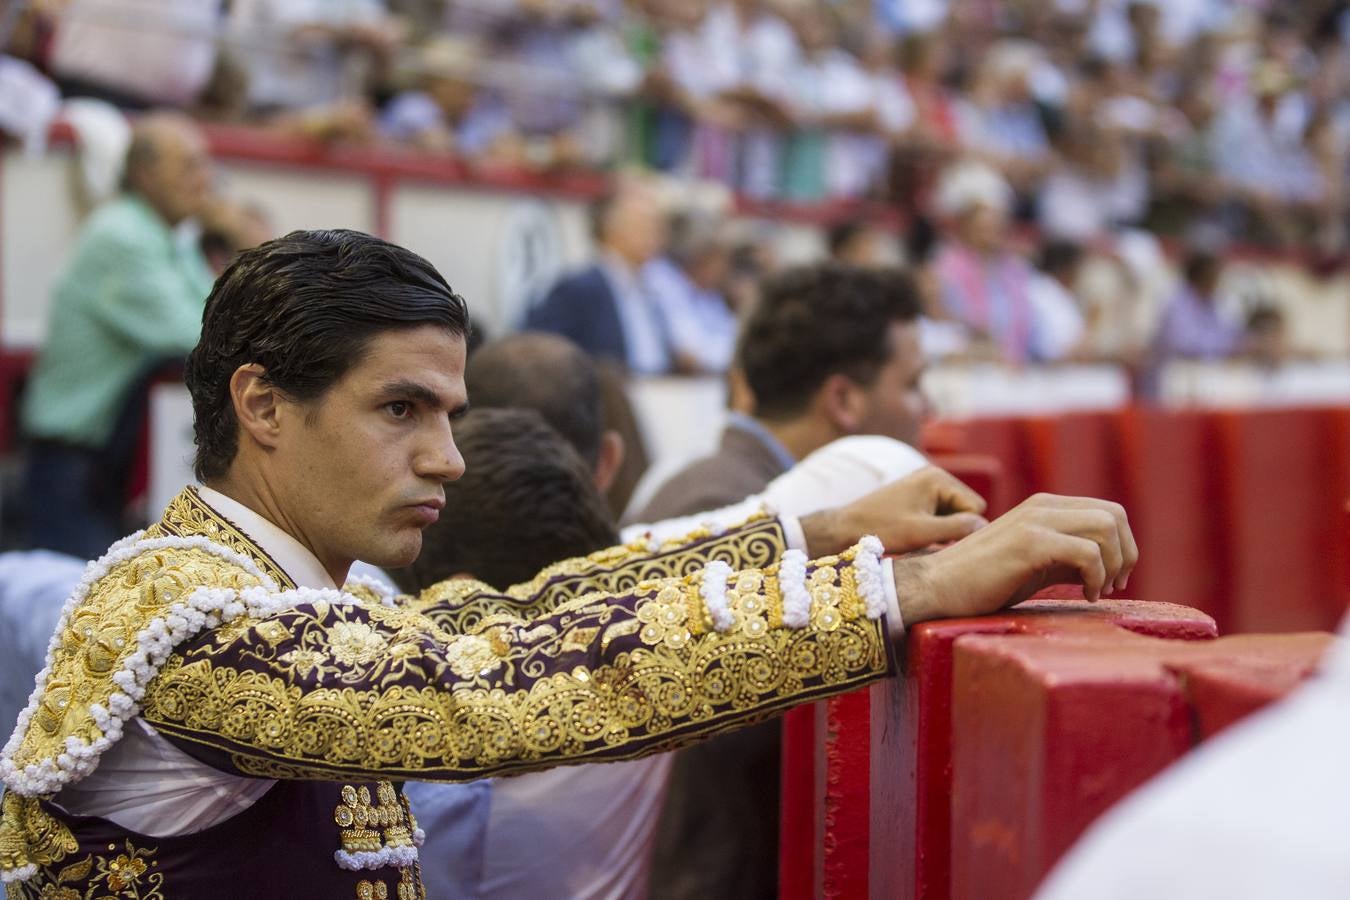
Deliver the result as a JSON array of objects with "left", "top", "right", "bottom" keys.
[{"left": 700, "top": 560, "right": 735, "bottom": 632}]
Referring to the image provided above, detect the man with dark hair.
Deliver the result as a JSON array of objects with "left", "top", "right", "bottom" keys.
[
  {"left": 643, "top": 262, "right": 951, "bottom": 900},
  {"left": 827, "top": 218, "right": 894, "bottom": 267},
  {"left": 1, "top": 229, "right": 1137, "bottom": 898},
  {"left": 22, "top": 113, "right": 215, "bottom": 557},
  {"left": 465, "top": 332, "right": 626, "bottom": 493},
  {"left": 525, "top": 180, "right": 673, "bottom": 373},
  {"left": 644, "top": 263, "right": 933, "bottom": 521}
]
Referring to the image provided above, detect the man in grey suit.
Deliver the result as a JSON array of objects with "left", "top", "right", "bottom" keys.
[{"left": 643, "top": 263, "right": 962, "bottom": 900}]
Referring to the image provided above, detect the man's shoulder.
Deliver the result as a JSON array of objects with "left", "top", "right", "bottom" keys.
[
  {"left": 638, "top": 449, "right": 771, "bottom": 521},
  {"left": 546, "top": 265, "right": 611, "bottom": 301},
  {"left": 71, "top": 198, "right": 168, "bottom": 261},
  {"left": 528, "top": 265, "right": 616, "bottom": 331},
  {"left": 0, "top": 533, "right": 268, "bottom": 794}
]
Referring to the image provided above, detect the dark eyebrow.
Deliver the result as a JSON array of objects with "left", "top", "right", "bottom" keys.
[{"left": 377, "top": 379, "right": 455, "bottom": 411}]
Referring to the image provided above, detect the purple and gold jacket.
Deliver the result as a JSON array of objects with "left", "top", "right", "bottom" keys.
[{"left": 1, "top": 486, "right": 894, "bottom": 898}]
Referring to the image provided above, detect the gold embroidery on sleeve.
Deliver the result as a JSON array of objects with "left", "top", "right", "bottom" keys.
[{"left": 141, "top": 558, "right": 891, "bottom": 781}]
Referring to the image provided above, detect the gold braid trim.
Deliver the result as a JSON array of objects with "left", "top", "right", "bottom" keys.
[
  {"left": 410, "top": 515, "right": 785, "bottom": 636},
  {"left": 156, "top": 486, "right": 295, "bottom": 589}
]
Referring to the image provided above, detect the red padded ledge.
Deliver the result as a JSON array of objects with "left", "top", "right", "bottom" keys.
[
  {"left": 780, "top": 598, "right": 1216, "bottom": 900},
  {"left": 949, "top": 626, "right": 1331, "bottom": 900}
]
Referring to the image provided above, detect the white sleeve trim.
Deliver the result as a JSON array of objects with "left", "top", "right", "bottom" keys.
[
  {"left": 780, "top": 515, "right": 807, "bottom": 553},
  {"left": 884, "top": 558, "right": 904, "bottom": 640}
]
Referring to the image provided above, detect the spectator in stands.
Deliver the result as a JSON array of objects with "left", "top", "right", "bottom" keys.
[
  {"left": 703, "top": 0, "right": 801, "bottom": 198},
  {"left": 1210, "top": 61, "right": 1324, "bottom": 245},
  {"left": 48, "top": 0, "right": 221, "bottom": 109},
  {"left": 21, "top": 113, "right": 215, "bottom": 557},
  {"left": 1026, "top": 240, "right": 1089, "bottom": 363},
  {"left": 526, "top": 180, "right": 674, "bottom": 373},
  {"left": 955, "top": 41, "right": 1052, "bottom": 191},
  {"left": 1039, "top": 118, "right": 1149, "bottom": 242},
  {"left": 890, "top": 30, "right": 960, "bottom": 208},
  {"left": 782, "top": 3, "right": 877, "bottom": 201},
  {"left": 378, "top": 36, "right": 514, "bottom": 158},
  {"left": 931, "top": 161, "right": 1041, "bottom": 363},
  {"left": 458, "top": 0, "right": 639, "bottom": 170},
  {"left": 1143, "top": 249, "right": 1246, "bottom": 394},
  {"left": 828, "top": 218, "right": 897, "bottom": 267},
  {"left": 1245, "top": 305, "right": 1289, "bottom": 370},
  {"left": 227, "top": 0, "right": 403, "bottom": 113},
  {"left": 643, "top": 263, "right": 953, "bottom": 900},
  {"left": 642, "top": 210, "right": 739, "bottom": 374}
]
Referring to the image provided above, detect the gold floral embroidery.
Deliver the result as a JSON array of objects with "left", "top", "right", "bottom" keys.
[
  {"left": 397, "top": 865, "right": 422, "bottom": 900},
  {"left": 255, "top": 619, "right": 292, "bottom": 647},
  {"left": 104, "top": 850, "right": 146, "bottom": 891},
  {"left": 635, "top": 584, "right": 693, "bottom": 650},
  {"left": 0, "top": 795, "right": 77, "bottom": 877},
  {"left": 810, "top": 565, "right": 844, "bottom": 632},
  {"left": 329, "top": 621, "right": 390, "bottom": 667},
  {"left": 9, "top": 840, "right": 164, "bottom": 900},
  {"left": 410, "top": 516, "right": 785, "bottom": 637},
  {"left": 142, "top": 556, "right": 890, "bottom": 780},
  {"left": 443, "top": 634, "right": 502, "bottom": 681}
]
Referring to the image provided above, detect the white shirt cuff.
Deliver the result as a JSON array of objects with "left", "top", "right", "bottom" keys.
[
  {"left": 780, "top": 515, "right": 807, "bottom": 553},
  {"left": 884, "top": 558, "right": 904, "bottom": 640}
]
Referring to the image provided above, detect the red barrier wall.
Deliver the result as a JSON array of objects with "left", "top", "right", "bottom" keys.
[
  {"left": 780, "top": 600, "right": 1331, "bottom": 900},
  {"left": 938, "top": 405, "right": 1350, "bottom": 633},
  {"left": 948, "top": 629, "right": 1331, "bottom": 900}
]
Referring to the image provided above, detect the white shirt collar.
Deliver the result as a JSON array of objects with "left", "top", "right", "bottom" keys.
[{"left": 196, "top": 486, "right": 337, "bottom": 589}]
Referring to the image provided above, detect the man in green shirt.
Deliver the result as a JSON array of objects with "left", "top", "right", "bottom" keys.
[{"left": 22, "top": 113, "right": 215, "bottom": 557}]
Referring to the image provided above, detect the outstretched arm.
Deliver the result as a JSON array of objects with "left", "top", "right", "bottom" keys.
[
  {"left": 142, "top": 534, "right": 894, "bottom": 782},
  {"left": 142, "top": 492, "right": 1134, "bottom": 783}
]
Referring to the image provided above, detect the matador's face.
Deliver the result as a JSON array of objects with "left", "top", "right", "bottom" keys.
[{"left": 271, "top": 325, "right": 469, "bottom": 578}]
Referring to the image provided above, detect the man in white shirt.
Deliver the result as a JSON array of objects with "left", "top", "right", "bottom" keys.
[{"left": 642, "top": 211, "right": 739, "bottom": 374}]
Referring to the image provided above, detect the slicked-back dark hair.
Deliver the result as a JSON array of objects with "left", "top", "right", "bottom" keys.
[
  {"left": 395, "top": 408, "right": 618, "bottom": 592},
  {"left": 186, "top": 229, "right": 469, "bottom": 481},
  {"left": 738, "top": 264, "right": 921, "bottom": 421}
]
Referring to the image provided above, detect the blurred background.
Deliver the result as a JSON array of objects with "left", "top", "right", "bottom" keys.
[{"left": 0, "top": 0, "right": 1348, "bottom": 633}]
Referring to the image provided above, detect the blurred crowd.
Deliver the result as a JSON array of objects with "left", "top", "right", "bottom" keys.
[
  {"left": 0, "top": 0, "right": 1344, "bottom": 494},
  {"left": 2, "top": 0, "right": 1348, "bottom": 249}
]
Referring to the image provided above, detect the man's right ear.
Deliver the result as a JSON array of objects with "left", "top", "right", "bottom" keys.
[
  {"left": 229, "top": 363, "right": 284, "bottom": 452},
  {"left": 593, "top": 429, "right": 626, "bottom": 494}
]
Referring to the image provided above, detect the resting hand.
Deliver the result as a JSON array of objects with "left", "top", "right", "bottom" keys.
[
  {"left": 801, "top": 466, "right": 988, "bottom": 556},
  {"left": 893, "top": 494, "right": 1139, "bottom": 626}
]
